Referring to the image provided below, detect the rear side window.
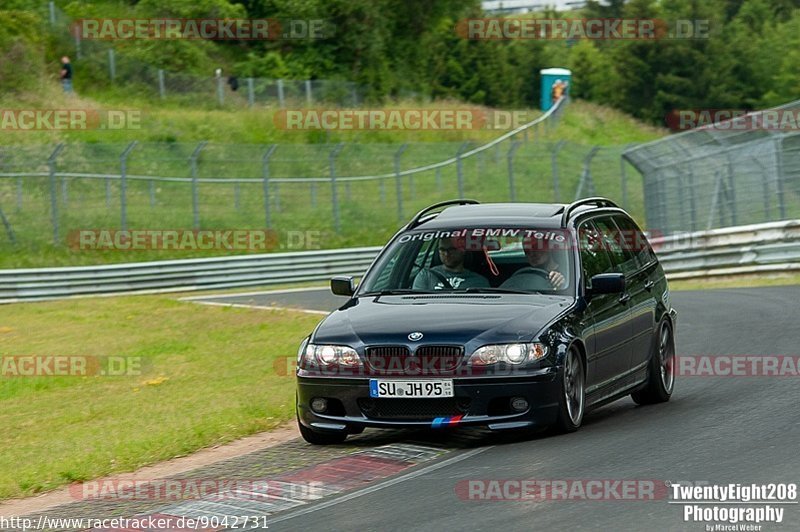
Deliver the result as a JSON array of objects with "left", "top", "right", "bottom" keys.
[
  {"left": 578, "top": 220, "right": 613, "bottom": 288},
  {"left": 593, "top": 216, "right": 639, "bottom": 275},
  {"left": 612, "top": 214, "right": 658, "bottom": 267}
]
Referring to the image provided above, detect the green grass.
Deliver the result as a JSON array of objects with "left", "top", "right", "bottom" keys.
[
  {"left": 0, "top": 99, "right": 666, "bottom": 268},
  {"left": 669, "top": 272, "right": 800, "bottom": 291},
  {"left": 0, "top": 296, "right": 317, "bottom": 499}
]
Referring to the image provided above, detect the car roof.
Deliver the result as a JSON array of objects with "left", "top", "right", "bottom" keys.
[{"left": 413, "top": 202, "right": 621, "bottom": 230}]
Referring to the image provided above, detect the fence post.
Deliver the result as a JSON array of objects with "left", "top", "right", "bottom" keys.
[
  {"left": 775, "top": 137, "right": 787, "bottom": 219},
  {"left": 507, "top": 141, "right": 522, "bottom": 202},
  {"left": 189, "top": 141, "right": 208, "bottom": 229},
  {"left": 574, "top": 146, "right": 600, "bottom": 200},
  {"left": 757, "top": 155, "right": 770, "bottom": 221},
  {"left": 620, "top": 143, "right": 636, "bottom": 210},
  {"left": 16, "top": 178, "right": 23, "bottom": 212},
  {"left": 234, "top": 182, "right": 241, "bottom": 211},
  {"left": 119, "top": 141, "right": 137, "bottom": 232},
  {"left": 706, "top": 170, "right": 724, "bottom": 230},
  {"left": 456, "top": 142, "right": 471, "bottom": 199},
  {"left": 277, "top": 79, "right": 285, "bottom": 108},
  {"left": 73, "top": 25, "right": 82, "bottom": 59},
  {"left": 105, "top": 177, "right": 111, "bottom": 208},
  {"left": 47, "top": 144, "right": 65, "bottom": 245},
  {"left": 329, "top": 143, "right": 345, "bottom": 233},
  {"left": 673, "top": 144, "right": 697, "bottom": 232},
  {"left": 148, "top": 180, "right": 155, "bottom": 207},
  {"left": 216, "top": 76, "right": 225, "bottom": 106},
  {"left": 305, "top": 80, "right": 313, "bottom": 106},
  {"left": 158, "top": 69, "right": 166, "bottom": 100},
  {"left": 0, "top": 206, "right": 15, "bottom": 245},
  {"left": 61, "top": 174, "right": 69, "bottom": 206},
  {"left": 108, "top": 49, "right": 116, "bottom": 82},
  {"left": 620, "top": 155, "right": 628, "bottom": 209},
  {"left": 676, "top": 170, "right": 688, "bottom": 227},
  {"left": 247, "top": 78, "right": 255, "bottom": 107},
  {"left": 49, "top": 1, "right": 56, "bottom": 25},
  {"left": 261, "top": 144, "right": 278, "bottom": 228},
  {"left": 686, "top": 165, "right": 697, "bottom": 232},
  {"left": 725, "top": 153, "right": 737, "bottom": 226},
  {"left": 551, "top": 141, "right": 565, "bottom": 202},
  {"left": 394, "top": 144, "right": 408, "bottom": 222}
]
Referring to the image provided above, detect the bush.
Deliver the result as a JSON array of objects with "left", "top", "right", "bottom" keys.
[{"left": 0, "top": 11, "right": 46, "bottom": 96}]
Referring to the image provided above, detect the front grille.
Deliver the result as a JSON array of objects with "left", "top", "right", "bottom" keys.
[
  {"left": 358, "top": 397, "right": 471, "bottom": 420},
  {"left": 365, "top": 346, "right": 410, "bottom": 358},
  {"left": 364, "top": 345, "right": 464, "bottom": 376}
]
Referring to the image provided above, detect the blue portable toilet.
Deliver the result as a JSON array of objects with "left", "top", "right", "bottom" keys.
[{"left": 540, "top": 68, "right": 572, "bottom": 111}]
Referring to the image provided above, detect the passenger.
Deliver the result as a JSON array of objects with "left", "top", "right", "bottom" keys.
[{"left": 413, "top": 238, "right": 490, "bottom": 290}]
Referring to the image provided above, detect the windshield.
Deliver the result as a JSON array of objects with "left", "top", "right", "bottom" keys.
[{"left": 359, "top": 227, "right": 575, "bottom": 295}]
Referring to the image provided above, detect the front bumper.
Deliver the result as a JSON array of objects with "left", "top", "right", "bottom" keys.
[{"left": 297, "top": 367, "right": 561, "bottom": 433}]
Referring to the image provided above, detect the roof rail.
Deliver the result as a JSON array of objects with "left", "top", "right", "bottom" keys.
[
  {"left": 560, "top": 197, "right": 619, "bottom": 227},
  {"left": 407, "top": 199, "right": 480, "bottom": 228}
]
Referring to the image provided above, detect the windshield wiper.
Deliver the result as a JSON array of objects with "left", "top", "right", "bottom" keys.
[
  {"left": 462, "top": 287, "right": 538, "bottom": 294},
  {"left": 359, "top": 289, "right": 434, "bottom": 296}
]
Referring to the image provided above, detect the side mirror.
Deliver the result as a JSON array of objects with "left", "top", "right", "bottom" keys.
[
  {"left": 589, "top": 273, "right": 625, "bottom": 295},
  {"left": 330, "top": 276, "right": 355, "bottom": 297}
]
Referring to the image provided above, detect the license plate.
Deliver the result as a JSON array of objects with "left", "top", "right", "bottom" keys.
[{"left": 369, "top": 379, "right": 454, "bottom": 398}]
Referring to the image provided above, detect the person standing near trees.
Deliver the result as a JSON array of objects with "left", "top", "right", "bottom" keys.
[{"left": 60, "top": 56, "right": 73, "bottom": 94}]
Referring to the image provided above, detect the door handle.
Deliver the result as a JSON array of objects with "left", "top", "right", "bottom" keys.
[
  {"left": 644, "top": 279, "right": 654, "bottom": 291},
  {"left": 618, "top": 293, "right": 631, "bottom": 304}
]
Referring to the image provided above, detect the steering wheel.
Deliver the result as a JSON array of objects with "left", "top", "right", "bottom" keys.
[
  {"left": 511, "top": 267, "right": 551, "bottom": 280},
  {"left": 429, "top": 268, "right": 455, "bottom": 290},
  {"left": 506, "top": 267, "right": 553, "bottom": 291}
]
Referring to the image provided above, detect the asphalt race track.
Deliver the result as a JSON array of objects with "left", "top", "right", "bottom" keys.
[{"left": 183, "top": 285, "right": 800, "bottom": 531}]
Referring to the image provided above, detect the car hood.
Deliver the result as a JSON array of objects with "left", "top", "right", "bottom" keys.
[{"left": 312, "top": 294, "right": 573, "bottom": 350}]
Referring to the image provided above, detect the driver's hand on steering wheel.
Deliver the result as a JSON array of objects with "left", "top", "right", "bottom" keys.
[{"left": 549, "top": 271, "right": 566, "bottom": 289}]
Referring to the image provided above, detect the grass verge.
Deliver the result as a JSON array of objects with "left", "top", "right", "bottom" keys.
[
  {"left": 0, "top": 295, "right": 316, "bottom": 500},
  {"left": 668, "top": 273, "right": 800, "bottom": 291}
]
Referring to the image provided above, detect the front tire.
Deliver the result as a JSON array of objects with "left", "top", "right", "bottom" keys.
[
  {"left": 297, "top": 416, "right": 348, "bottom": 445},
  {"left": 554, "top": 347, "right": 585, "bottom": 433},
  {"left": 631, "top": 320, "right": 675, "bottom": 405}
]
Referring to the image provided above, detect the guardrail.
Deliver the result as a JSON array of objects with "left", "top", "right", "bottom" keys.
[
  {"left": 0, "top": 248, "right": 381, "bottom": 303},
  {"left": 651, "top": 219, "right": 800, "bottom": 280},
  {"left": 1, "top": 220, "right": 797, "bottom": 303}
]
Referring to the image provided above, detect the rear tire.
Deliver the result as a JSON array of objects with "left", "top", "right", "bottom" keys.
[
  {"left": 554, "top": 346, "right": 585, "bottom": 433},
  {"left": 631, "top": 320, "right": 675, "bottom": 405},
  {"left": 297, "top": 416, "right": 348, "bottom": 445}
]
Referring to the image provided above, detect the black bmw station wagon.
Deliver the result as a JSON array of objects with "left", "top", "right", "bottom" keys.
[{"left": 296, "top": 198, "right": 677, "bottom": 444}]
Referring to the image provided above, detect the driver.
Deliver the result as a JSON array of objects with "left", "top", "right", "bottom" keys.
[
  {"left": 501, "top": 236, "right": 567, "bottom": 290},
  {"left": 413, "top": 237, "right": 489, "bottom": 290}
]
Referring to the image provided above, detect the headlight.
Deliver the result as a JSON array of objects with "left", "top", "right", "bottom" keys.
[
  {"left": 304, "top": 344, "right": 361, "bottom": 367},
  {"left": 469, "top": 343, "right": 548, "bottom": 366},
  {"left": 297, "top": 337, "right": 310, "bottom": 362}
]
